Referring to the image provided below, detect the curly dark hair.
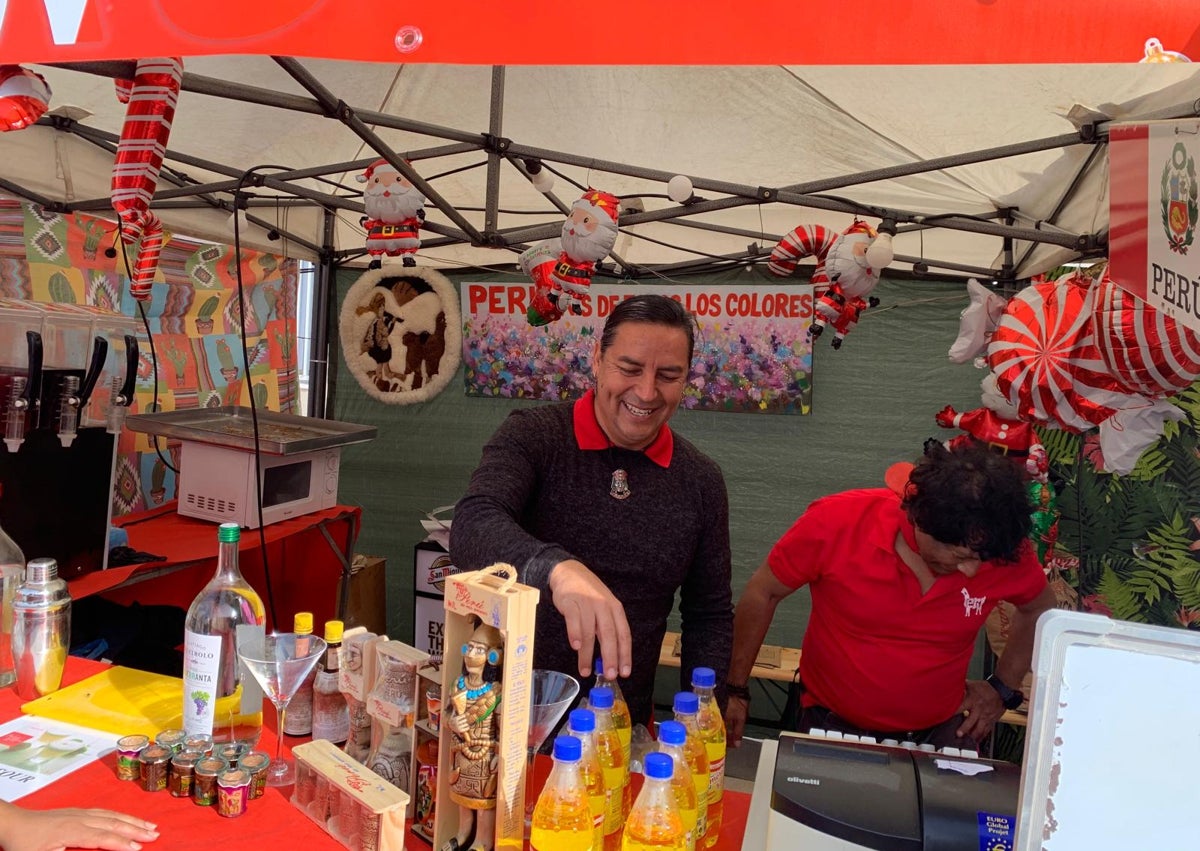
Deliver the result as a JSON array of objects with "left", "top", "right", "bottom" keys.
[{"left": 901, "top": 442, "right": 1032, "bottom": 563}]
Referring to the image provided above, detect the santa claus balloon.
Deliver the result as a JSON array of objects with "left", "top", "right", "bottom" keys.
[
  {"left": 357, "top": 159, "right": 426, "bottom": 268},
  {"left": 521, "top": 189, "right": 621, "bottom": 327},
  {"left": 768, "top": 219, "right": 895, "bottom": 349}
]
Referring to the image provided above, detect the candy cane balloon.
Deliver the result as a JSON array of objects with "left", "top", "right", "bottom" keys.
[
  {"left": 0, "top": 64, "right": 52, "bottom": 132},
  {"left": 110, "top": 57, "right": 183, "bottom": 301}
]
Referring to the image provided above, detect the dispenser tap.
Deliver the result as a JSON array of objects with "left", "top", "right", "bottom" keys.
[
  {"left": 4, "top": 376, "right": 28, "bottom": 454},
  {"left": 58, "top": 337, "right": 108, "bottom": 448},
  {"left": 4, "top": 331, "right": 42, "bottom": 454},
  {"left": 106, "top": 335, "right": 139, "bottom": 435}
]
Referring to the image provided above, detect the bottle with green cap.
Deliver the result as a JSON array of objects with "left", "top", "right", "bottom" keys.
[
  {"left": 182, "top": 522, "right": 266, "bottom": 746},
  {"left": 284, "top": 611, "right": 316, "bottom": 736},
  {"left": 312, "top": 619, "right": 349, "bottom": 745}
]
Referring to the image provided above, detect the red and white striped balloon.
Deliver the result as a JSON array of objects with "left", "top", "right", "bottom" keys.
[
  {"left": 1093, "top": 270, "right": 1200, "bottom": 396},
  {"left": 0, "top": 64, "right": 52, "bottom": 131},
  {"left": 986, "top": 278, "right": 1131, "bottom": 431},
  {"left": 768, "top": 223, "right": 838, "bottom": 281},
  {"left": 110, "top": 57, "right": 183, "bottom": 301}
]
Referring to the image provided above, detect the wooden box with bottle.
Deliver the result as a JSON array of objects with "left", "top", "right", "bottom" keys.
[{"left": 433, "top": 564, "right": 539, "bottom": 851}]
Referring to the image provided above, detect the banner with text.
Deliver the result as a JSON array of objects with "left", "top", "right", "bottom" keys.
[
  {"left": 461, "top": 282, "right": 814, "bottom": 414},
  {"left": 1110, "top": 119, "right": 1200, "bottom": 330}
]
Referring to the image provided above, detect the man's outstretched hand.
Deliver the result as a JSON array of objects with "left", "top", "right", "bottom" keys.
[{"left": 548, "top": 559, "right": 632, "bottom": 680}]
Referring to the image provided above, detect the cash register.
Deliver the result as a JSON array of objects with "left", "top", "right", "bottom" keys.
[{"left": 742, "top": 730, "right": 1019, "bottom": 851}]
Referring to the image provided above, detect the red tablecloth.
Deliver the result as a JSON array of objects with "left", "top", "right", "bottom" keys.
[{"left": 6, "top": 659, "right": 752, "bottom": 851}]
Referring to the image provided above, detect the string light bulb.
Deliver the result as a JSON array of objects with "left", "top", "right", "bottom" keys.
[{"left": 667, "top": 175, "right": 694, "bottom": 204}]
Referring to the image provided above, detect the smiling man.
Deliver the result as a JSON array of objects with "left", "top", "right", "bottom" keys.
[
  {"left": 450, "top": 295, "right": 733, "bottom": 725},
  {"left": 726, "top": 442, "right": 1056, "bottom": 750}
]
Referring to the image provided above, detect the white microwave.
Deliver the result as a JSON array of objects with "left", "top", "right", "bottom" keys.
[{"left": 176, "top": 440, "right": 340, "bottom": 528}]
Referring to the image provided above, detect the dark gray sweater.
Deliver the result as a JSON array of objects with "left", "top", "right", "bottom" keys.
[{"left": 450, "top": 400, "right": 733, "bottom": 724}]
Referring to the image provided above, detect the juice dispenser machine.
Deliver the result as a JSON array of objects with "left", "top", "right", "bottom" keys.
[{"left": 0, "top": 300, "right": 140, "bottom": 578}]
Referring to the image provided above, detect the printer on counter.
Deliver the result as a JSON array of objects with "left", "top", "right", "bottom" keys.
[{"left": 743, "top": 731, "right": 1019, "bottom": 851}]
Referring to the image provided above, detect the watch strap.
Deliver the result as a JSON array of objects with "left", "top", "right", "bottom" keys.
[{"left": 986, "top": 674, "right": 1024, "bottom": 709}]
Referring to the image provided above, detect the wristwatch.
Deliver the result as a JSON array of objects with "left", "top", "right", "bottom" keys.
[{"left": 985, "top": 674, "right": 1024, "bottom": 710}]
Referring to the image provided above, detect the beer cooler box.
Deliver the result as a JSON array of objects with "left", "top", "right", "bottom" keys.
[{"left": 412, "top": 541, "right": 460, "bottom": 659}]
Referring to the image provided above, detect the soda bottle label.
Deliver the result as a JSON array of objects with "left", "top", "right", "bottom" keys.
[
  {"left": 704, "top": 747, "right": 725, "bottom": 803},
  {"left": 602, "top": 764, "right": 625, "bottom": 833}
]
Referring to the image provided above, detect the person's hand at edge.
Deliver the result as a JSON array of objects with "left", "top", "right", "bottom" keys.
[
  {"left": 725, "top": 693, "right": 750, "bottom": 748},
  {"left": 0, "top": 802, "right": 159, "bottom": 851},
  {"left": 548, "top": 559, "right": 632, "bottom": 680},
  {"left": 956, "top": 679, "right": 1005, "bottom": 741}
]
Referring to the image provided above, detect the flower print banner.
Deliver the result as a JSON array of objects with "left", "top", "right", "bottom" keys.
[{"left": 461, "top": 282, "right": 814, "bottom": 414}]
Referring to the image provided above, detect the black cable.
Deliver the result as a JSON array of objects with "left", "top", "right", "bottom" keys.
[
  {"left": 113, "top": 219, "right": 178, "bottom": 475},
  {"left": 233, "top": 164, "right": 296, "bottom": 630}
]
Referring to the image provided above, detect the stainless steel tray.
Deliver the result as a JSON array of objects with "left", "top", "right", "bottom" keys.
[{"left": 125, "top": 407, "right": 376, "bottom": 455}]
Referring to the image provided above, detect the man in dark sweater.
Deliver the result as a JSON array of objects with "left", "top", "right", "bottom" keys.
[{"left": 451, "top": 295, "right": 733, "bottom": 724}]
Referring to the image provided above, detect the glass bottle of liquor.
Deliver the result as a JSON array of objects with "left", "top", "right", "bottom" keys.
[
  {"left": 0, "top": 499, "right": 26, "bottom": 688},
  {"left": 311, "top": 619, "right": 349, "bottom": 746},
  {"left": 283, "top": 611, "right": 315, "bottom": 736},
  {"left": 182, "top": 522, "right": 265, "bottom": 746}
]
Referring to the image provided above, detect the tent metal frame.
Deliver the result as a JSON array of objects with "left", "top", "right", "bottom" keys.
[{"left": 21, "top": 59, "right": 1200, "bottom": 414}]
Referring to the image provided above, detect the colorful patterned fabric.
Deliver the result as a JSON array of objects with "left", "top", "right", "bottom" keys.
[{"left": 0, "top": 198, "right": 298, "bottom": 514}]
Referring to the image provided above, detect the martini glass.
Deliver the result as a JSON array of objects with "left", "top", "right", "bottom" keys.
[
  {"left": 238, "top": 631, "right": 327, "bottom": 787},
  {"left": 523, "top": 669, "right": 581, "bottom": 835}
]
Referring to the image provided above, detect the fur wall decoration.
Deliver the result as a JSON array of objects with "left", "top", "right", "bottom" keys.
[{"left": 339, "top": 266, "right": 461, "bottom": 404}]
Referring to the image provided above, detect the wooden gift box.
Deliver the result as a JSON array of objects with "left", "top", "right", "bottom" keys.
[{"left": 434, "top": 564, "right": 539, "bottom": 851}]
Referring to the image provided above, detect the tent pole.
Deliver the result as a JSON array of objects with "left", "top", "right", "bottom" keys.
[
  {"left": 309, "top": 208, "right": 338, "bottom": 419},
  {"left": 272, "top": 56, "right": 487, "bottom": 244},
  {"left": 483, "top": 67, "right": 505, "bottom": 236}
]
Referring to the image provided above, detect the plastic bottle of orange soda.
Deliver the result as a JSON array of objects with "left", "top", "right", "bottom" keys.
[
  {"left": 671, "top": 692, "right": 710, "bottom": 842},
  {"left": 569, "top": 708, "right": 607, "bottom": 851},
  {"left": 590, "top": 685, "right": 630, "bottom": 850},
  {"left": 691, "top": 667, "right": 725, "bottom": 847},
  {"left": 621, "top": 752, "right": 686, "bottom": 851},
  {"left": 656, "top": 721, "right": 700, "bottom": 851},
  {"left": 531, "top": 735, "right": 594, "bottom": 851},
  {"left": 593, "top": 657, "right": 632, "bottom": 765}
]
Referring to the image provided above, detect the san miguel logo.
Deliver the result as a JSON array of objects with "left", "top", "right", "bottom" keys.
[{"left": 1161, "top": 141, "right": 1198, "bottom": 255}]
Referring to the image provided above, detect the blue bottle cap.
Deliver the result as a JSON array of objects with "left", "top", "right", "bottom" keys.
[
  {"left": 589, "top": 686, "right": 614, "bottom": 709},
  {"left": 569, "top": 708, "right": 596, "bottom": 733},
  {"left": 644, "top": 752, "right": 673, "bottom": 780},
  {"left": 553, "top": 735, "right": 581, "bottom": 762},
  {"left": 594, "top": 656, "right": 605, "bottom": 677},
  {"left": 658, "top": 720, "right": 687, "bottom": 746},
  {"left": 691, "top": 667, "right": 716, "bottom": 688},
  {"left": 674, "top": 691, "right": 699, "bottom": 714}
]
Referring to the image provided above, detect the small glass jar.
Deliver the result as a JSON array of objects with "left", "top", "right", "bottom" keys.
[
  {"left": 115, "top": 734, "right": 149, "bottom": 782},
  {"left": 138, "top": 744, "right": 171, "bottom": 792},
  {"left": 182, "top": 734, "right": 213, "bottom": 756},
  {"left": 238, "top": 751, "right": 270, "bottom": 799},
  {"left": 155, "top": 728, "right": 186, "bottom": 754},
  {"left": 217, "top": 768, "right": 251, "bottom": 818},
  {"left": 192, "top": 756, "right": 228, "bottom": 806},
  {"left": 215, "top": 742, "right": 244, "bottom": 767},
  {"left": 169, "top": 751, "right": 200, "bottom": 798}
]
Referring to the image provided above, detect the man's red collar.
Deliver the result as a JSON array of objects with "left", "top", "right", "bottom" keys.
[{"left": 572, "top": 388, "right": 674, "bottom": 468}]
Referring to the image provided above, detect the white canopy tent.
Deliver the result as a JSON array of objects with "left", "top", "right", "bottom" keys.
[{"left": 3, "top": 59, "right": 1199, "bottom": 283}]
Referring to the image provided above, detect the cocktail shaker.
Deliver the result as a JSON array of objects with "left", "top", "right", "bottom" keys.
[{"left": 11, "top": 558, "right": 71, "bottom": 701}]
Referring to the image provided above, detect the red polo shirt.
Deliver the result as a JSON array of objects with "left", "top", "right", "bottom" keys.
[
  {"left": 572, "top": 388, "right": 674, "bottom": 467},
  {"left": 769, "top": 487, "right": 1047, "bottom": 731}
]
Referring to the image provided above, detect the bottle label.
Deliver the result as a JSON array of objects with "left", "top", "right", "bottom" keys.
[
  {"left": 601, "top": 765, "right": 624, "bottom": 834},
  {"left": 183, "top": 629, "right": 222, "bottom": 736},
  {"left": 705, "top": 747, "right": 725, "bottom": 802}
]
